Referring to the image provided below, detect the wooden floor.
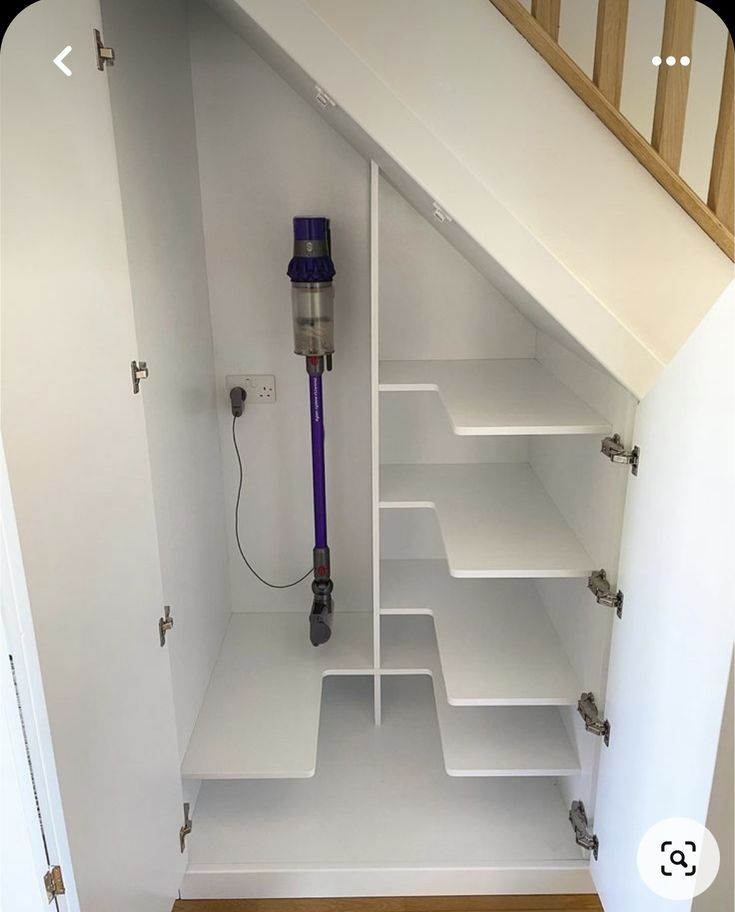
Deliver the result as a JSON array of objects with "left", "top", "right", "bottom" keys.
[{"left": 173, "top": 896, "right": 603, "bottom": 912}]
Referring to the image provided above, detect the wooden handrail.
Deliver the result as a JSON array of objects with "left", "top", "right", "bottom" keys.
[{"left": 488, "top": 0, "right": 735, "bottom": 260}]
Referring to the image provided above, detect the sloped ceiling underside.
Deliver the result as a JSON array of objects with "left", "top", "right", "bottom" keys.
[{"left": 205, "top": 0, "right": 733, "bottom": 399}]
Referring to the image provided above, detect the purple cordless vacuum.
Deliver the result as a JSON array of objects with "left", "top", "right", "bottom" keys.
[{"left": 287, "top": 217, "right": 336, "bottom": 646}]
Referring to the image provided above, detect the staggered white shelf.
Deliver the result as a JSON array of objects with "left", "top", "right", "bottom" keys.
[
  {"left": 379, "top": 359, "right": 611, "bottom": 436},
  {"left": 187, "top": 677, "right": 585, "bottom": 871},
  {"left": 182, "top": 612, "right": 372, "bottom": 779},
  {"left": 381, "top": 612, "right": 580, "bottom": 777},
  {"left": 381, "top": 560, "right": 581, "bottom": 705},
  {"left": 379, "top": 463, "right": 594, "bottom": 577}
]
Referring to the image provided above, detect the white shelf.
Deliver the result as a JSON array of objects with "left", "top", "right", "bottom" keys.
[
  {"left": 186, "top": 677, "right": 585, "bottom": 870},
  {"left": 379, "top": 359, "right": 611, "bottom": 436},
  {"left": 381, "top": 613, "right": 579, "bottom": 776},
  {"left": 379, "top": 463, "right": 594, "bottom": 577},
  {"left": 381, "top": 561, "right": 581, "bottom": 706},
  {"left": 182, "top": 612, "right": 372, "bottom": 779}
]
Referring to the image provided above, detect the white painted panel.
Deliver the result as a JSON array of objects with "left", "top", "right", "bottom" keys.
[
  {"left": 693, "top": 653, "right": 734, "bottom": 911},
  {"left": 381, "top": 614, "right": 580, "bottom": 776},
  {"left": 182, "top": 612, "right": 372, "bottom": 779},
  {"left": 533, "top": 330, "right": 637, "bottom": 813},
  {"left": 381, "top": 562, "right": 580, "bottom": 705},
  {"left": 303, "top": 0, "right": 731, "bottom": 369},
  {"left": 1, "top": 446, "right": 79, "bottom": 912},
  {"left": 379, "top": 509, "right": 446, "bottom": 560},
  {"left": 0, "top": 3, "right": 185, "bottom": 908},
  {"left": 380, "top": 392, "right": 528, "bottom": 465},
  {"left": 370, "top": 162, "right": 382, "bottom": 722},
  {"left": 380, "top": 359, "right": 611, "bottom": 435},
  {"left": 182, "top": 677, "right": 589, "bottom": 899},
  {"left": 204, "top": 0, "right": 668, "bottom": 396},
  {"left": 380, "top": 463, "right": 594, "bottom": 577},
  {"left": 100, "top": 0, "right": 231, "bottom": 760},
  {"left": 593, "top": 286, "right": 735, "bottom": 912},
  {"left": 1, "top": 623, "right": 50, "bottom": 912},
  {"left": 379, "top": 178, "right": 536, "bottom": 362},
  {"left": 189, "top": 1, "right": 371, "bottom": 612}
]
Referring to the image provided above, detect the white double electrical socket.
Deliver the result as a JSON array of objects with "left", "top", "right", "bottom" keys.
[{"left": 227, "top": 374, "right": 276, "bottom": 403}]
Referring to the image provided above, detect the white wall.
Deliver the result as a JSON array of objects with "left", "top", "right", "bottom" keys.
[
  {"left": 531, "top": 331, "right": 637, "bottom": 813},
  {"left": 379, "top": 178, "right": 535, "bottom": 363},
  {"left": 101, "top": 0, "right": 232, "bottom": 759},
  {"left": 189, "top": 0, "right": 372, "bottom": 612},
  {"left": 303, "top": 0, "right": 732, "bottom": 369}
]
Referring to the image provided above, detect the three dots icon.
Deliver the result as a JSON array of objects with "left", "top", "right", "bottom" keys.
[{"left": 652, "top": 55, "right": 690, "bottom": 66}]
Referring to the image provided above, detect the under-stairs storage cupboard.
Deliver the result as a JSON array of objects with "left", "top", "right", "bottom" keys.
[{"left": 1, "top": 1, "right": 732, "bottom": 911}]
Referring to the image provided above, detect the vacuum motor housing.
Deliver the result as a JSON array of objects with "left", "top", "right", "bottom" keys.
[{"left": 287, "top": 217, "right": 336, "bottom": 357}]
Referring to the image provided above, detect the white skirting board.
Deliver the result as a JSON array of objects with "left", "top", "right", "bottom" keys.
[
  {"left": 181, "top": 677, "right": 590, "bottom": 898},
  {"left": 379, "top": 463, "right": 594, "bottom": 577},
  {"left": 379, "top": 359, "right": 611, "bottom": 436}
]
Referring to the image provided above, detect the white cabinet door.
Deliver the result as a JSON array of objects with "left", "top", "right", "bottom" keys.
[
  {"left": 0, "top": 2, "right": 186, "bottom": 910},
  {"left": 592, "top": 285, "right": 735, "bottom": 911}
]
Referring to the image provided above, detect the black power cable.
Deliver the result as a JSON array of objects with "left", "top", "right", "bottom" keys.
[{"left": 231, "top": 416, "right": 311, "bottom": 589}]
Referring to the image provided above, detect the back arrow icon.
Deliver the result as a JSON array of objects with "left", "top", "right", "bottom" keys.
[{"left": 53, "top": 46, "right": 72, "bottom": 76}]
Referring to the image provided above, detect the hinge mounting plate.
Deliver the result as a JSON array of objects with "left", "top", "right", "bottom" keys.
[
  {"left": 94, "top": 28, "right": 115, "bottom": 71},
  {"left": 601, "top": 433, "right": 639, "bottom": 475},
  {"left": 180, "top": 802, "right": 192, "bottom": 853},
  {"left": 44, "top": 865, "right": 66, "bottom": 901},
  {"left": 588, "top": 568, "right": 624, "bottom": 619},
  {"left": 314, "top": 85, "right": 336, "bottom": 108},
  {"left": 577, "top": 692, "right": 610, "bottom": 746},
  {"left": 159, "top": 605, "right": 174, "bottom": 647},
  {"left": 131, "top": 360, "right": 149, "bottom": 394},
  {"left": 569, "top": 800, "right": 599, "bottom": 860},
  {"left": 432, "top": 201, "right": 453, "bottom": 224}
]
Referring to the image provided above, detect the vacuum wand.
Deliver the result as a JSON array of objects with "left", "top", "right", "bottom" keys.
[{"left": 287, "top": 217, "right": 336, "bottom": 646}]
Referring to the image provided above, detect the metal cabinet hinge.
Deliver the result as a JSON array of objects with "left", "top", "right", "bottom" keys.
[
  {"left": 601, "top": 433, "right": 639, "bottom": 475},
  {"left": 44, "top": 865, "right": 66, "bottom": 902},
  {"left": 569, "top": 800, "right": 599, "bottom": 860},
  {"left": 588, "top": 568, "right": 624, "bottom": 619},
  {"left": 94, "top": 28, "right": 115, "bottom": 70},
  {"left": 131, "top": 360, "right": 149, "bottom": 394},
  {"left": 577, "top": 692, "right": 610, "bottom": 746},
  {"left": 314, "top": 85, "right": 336, "bottom": 108},
  {"left": 180, "top": 802, "right": 193, "bottom": 853},
  {"left": 159, "top": 606, "right": 174, "bottom": 647},
  {"left": 432, "top": 201, "right": 453, "bottom": 224}
]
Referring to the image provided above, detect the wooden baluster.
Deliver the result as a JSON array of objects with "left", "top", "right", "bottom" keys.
[
  {"left": 593, "top": 0, "right": 629, "bottom": 108},
  {"left": 651, "top": 0, "right": 695, "bottom": 172},
  {"left": 708, "top": 40, "right": 734, "bottom": 233},
  {"left": 531, "top": 0, "right": 560, "bottom": 41}
]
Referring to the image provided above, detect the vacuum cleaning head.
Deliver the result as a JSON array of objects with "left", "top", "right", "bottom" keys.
[{"left": 287, "top": 217, "right": 336, "bottom": 357}]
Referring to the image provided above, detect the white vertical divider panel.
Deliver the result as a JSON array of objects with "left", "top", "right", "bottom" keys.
[{"left": 371, "top": 161, "right": 382, "bottom": 725}]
